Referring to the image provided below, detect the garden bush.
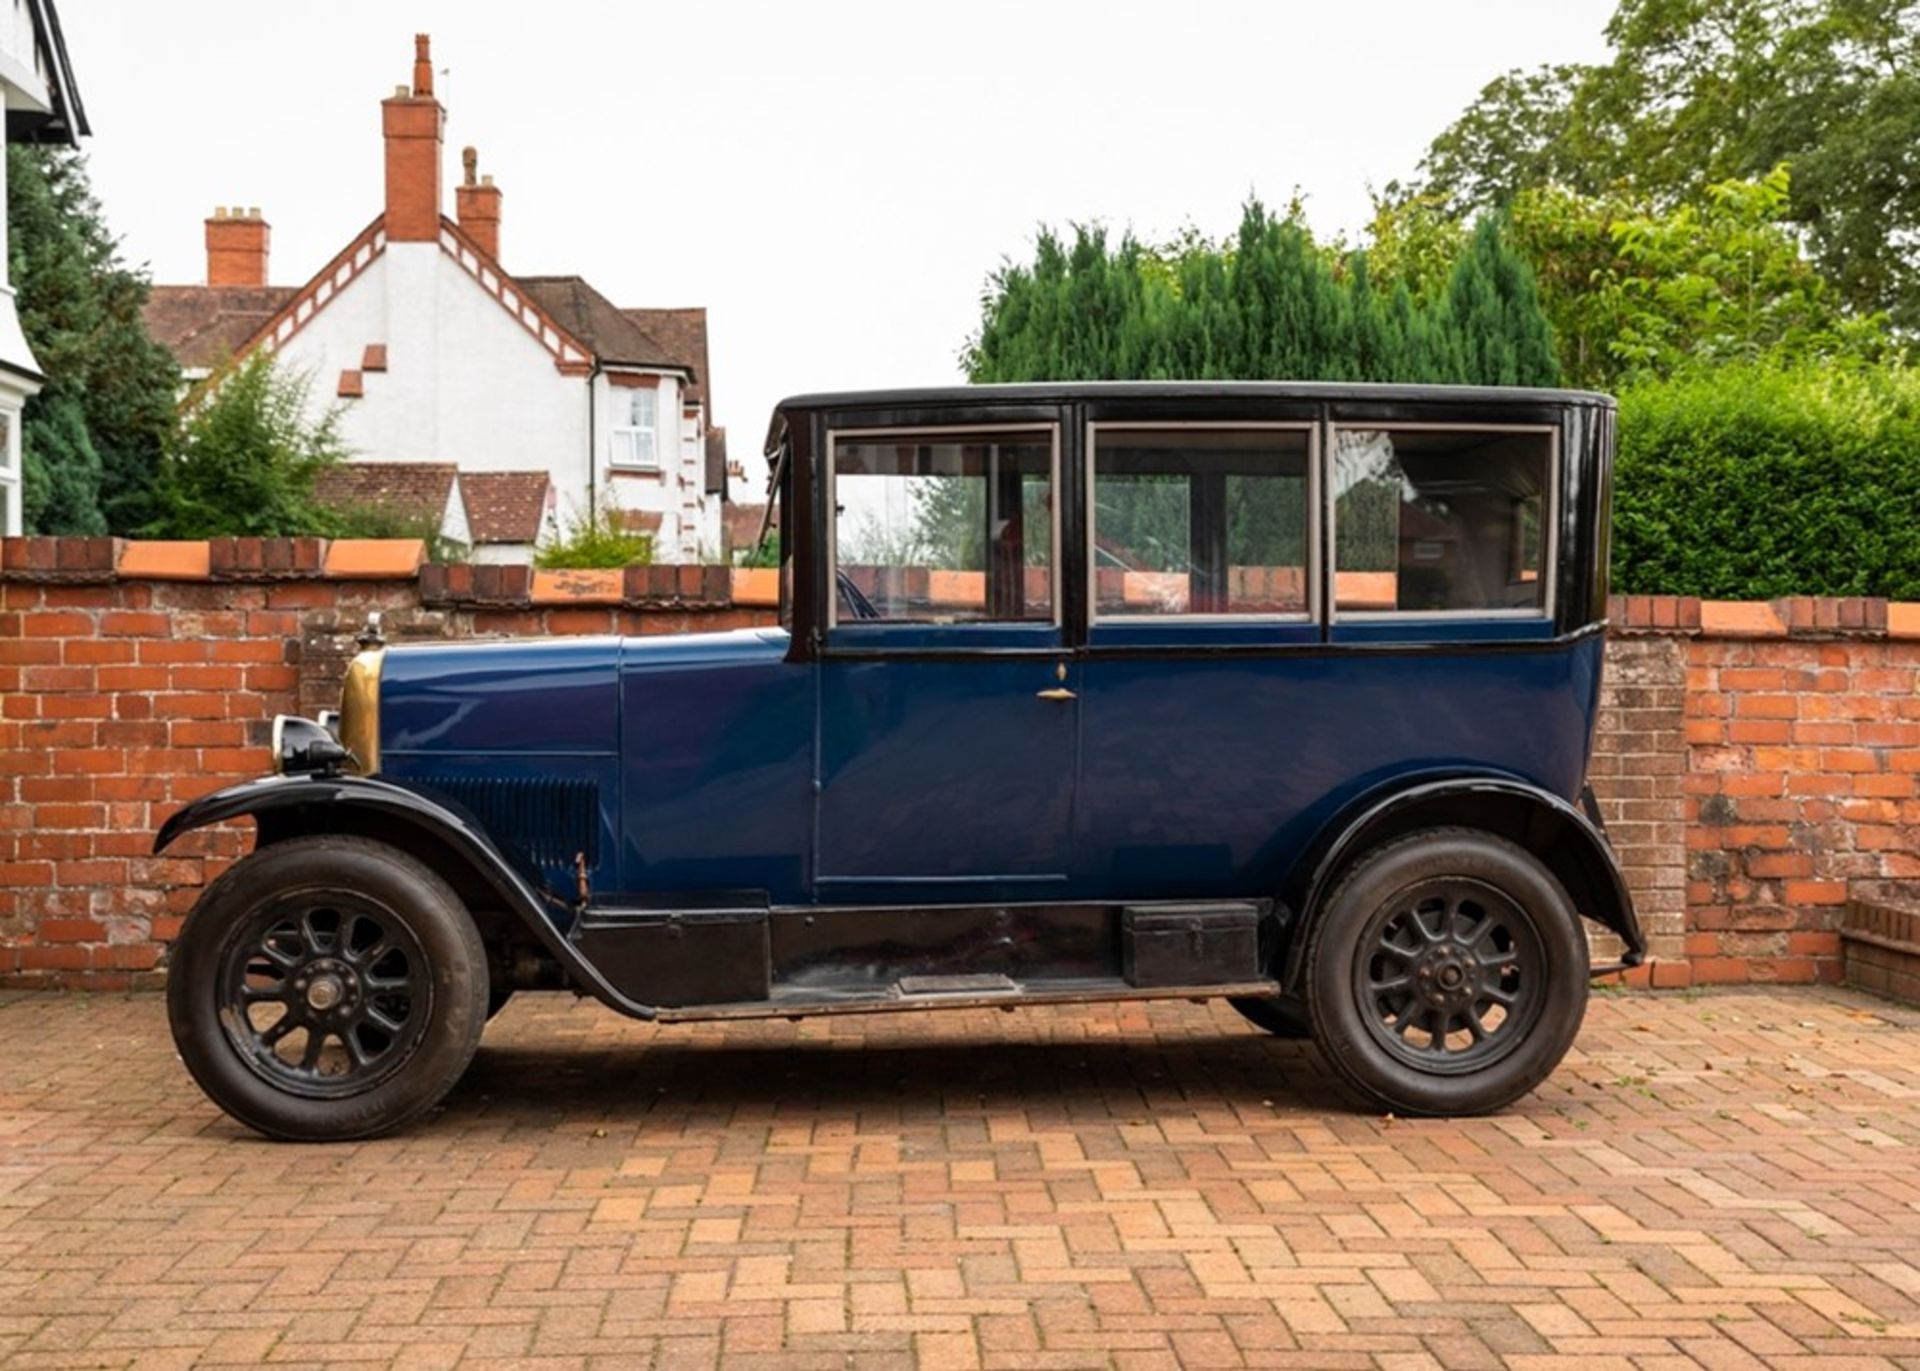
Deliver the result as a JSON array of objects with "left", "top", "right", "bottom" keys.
[
  {"left": 534, "top": 497, "right": 654, "bottom": 570},
  {"left": 1612, "top": 362, "right": 1920, "bottom": 599}
]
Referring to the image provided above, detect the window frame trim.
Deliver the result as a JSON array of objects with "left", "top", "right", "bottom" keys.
[
  {"left": 823, "top": 422, "right": 1064, "bottom": 632},
  {"left": 1086, "top": 419, "right": 1321, "bottom": 626},
  {"left": 608, "top": 388, "right": 660, "bottom": 472},
  {"left": 0, "top": 405, "right": 18, "bottom": 538},
  {"left": 1326, "top": 420, "right": 1561, "bottom": 624}
]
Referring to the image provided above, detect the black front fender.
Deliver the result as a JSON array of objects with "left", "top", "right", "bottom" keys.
[
  {"left": 1280, "top": 776, "right": 1645, "bottom": 992},
  {"left": 154, "top": 774, "right": 660, "bottom": 1019}
]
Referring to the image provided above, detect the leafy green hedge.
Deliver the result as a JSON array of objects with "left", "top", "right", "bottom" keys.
[{"left": 1613, "top": 362, "right": 1920, "bottom": 600}]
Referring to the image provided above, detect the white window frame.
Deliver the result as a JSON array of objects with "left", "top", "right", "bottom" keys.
[
  {"left": 1086, "top": 420, "right": 1320, "bottom": 624},
  {"left": 824, "top": 423, "right": 1063, "bottom": 630},
  {"left": 609, "top": 386, "right": 659, "bottom": 471},
  {"left": 0, "top": 406, "right": 19, "bottom": 537},
  {"left": 1327, "top": 422, "right": 1559, "bottom": 623}
]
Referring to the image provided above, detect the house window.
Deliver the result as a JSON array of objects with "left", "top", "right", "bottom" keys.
[
  {"left": 610, "top": 387, "right": 657, "bottom": 470},
  {"left": 0, "top": 409, "right": 18, "bottom": 537},
  {"left": 1332, "top": 426, "right": 1554, "bottom": 616}
]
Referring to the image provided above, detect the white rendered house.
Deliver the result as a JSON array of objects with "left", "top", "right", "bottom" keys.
[
  {"left": 144, "top": 35, "right": 725, "bottom": 563},
  {"left": 0, "top": 0, "right": 85, "bottom": 535}
]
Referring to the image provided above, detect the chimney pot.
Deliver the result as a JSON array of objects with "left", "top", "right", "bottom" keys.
[{"left": 413, "top": 34, "right": 433, "bottom": 97}]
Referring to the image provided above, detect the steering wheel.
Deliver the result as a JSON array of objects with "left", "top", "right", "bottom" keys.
[{"left": 835, "top": 570, "right": 882, "bottom": 621}]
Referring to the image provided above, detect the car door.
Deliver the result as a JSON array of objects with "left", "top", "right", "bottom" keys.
[
  {"left": 814, "top": 421, "right": 1076, "bottom": 900},
  {"left": 1073, "top": 414, "right": 1324, "bottom": 898}
]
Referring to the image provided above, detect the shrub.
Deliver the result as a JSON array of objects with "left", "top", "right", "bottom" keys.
[
  {"left": 146, "top": 353, "right": 346, "bottom": 538},
  {"left": 534, "top": 497, "right": 654, "bottom": 569},
  {"left": 328, "top": 503, "right": 469, "bottom": 564},
  {"left": 1612, "top": 362, "right": 1920, "bottom": 599}
]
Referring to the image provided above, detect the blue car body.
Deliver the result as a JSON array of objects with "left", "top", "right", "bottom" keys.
[{"left": 160, "top": 382, "right": 1642, "bottom": 1022}]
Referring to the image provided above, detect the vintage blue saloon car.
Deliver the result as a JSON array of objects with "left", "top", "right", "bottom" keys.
[{"left": 157, "top": 382, "right": 1643, "bottom": 1140}]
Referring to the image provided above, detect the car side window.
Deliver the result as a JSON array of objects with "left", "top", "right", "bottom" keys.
[
  {"left": 1090, "top": 426, "right": 1312, "bottom": 618},
  {"left": 830, "top": 429, "right": 1055, "bottom": 624},
  {"left": 1332, "top": 427, "right": 1553, "bottom": 616}
]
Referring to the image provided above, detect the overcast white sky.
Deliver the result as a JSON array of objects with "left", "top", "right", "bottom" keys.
[{"left": 69, "top": 1, "right": 1615, "bottom": 485}]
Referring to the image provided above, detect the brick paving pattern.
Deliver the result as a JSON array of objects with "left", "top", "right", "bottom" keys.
[{"left": 1, "top": 987, "right": 1918, "bottom": 1369}]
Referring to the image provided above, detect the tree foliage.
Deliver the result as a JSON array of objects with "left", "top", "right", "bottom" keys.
[
  {"left": 8, "top": 147, "right": 179, "bottom": 533},
  {"left": 1415, "top": 0, "right": 1920, "bottom": 327},
  {"left": 965, "top": 201, "right": 1559, "bottom": 388},
  {"left": 146, "top": 353, "right": 348, "bottom": 537},
  {"left": 1507, "top": 166, "right": 1887, "bottom": 386}
]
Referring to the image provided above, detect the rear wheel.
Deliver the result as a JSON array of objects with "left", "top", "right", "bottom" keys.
[
  {"left": 167, "top": 835, "right": 488, "bottom": 1141},
  {"left": 1304, "top": 828, "right": 1587, "bottom": 1116}
]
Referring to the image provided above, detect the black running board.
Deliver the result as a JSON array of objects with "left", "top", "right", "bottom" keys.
[{"left": 653, "top": 976, "right": 1282, "bottom": 1023}]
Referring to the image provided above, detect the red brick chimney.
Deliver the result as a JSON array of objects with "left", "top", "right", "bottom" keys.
[
  {"left": 455, "top": 145, "right": 503, "bottom": 260},
  {"left": 205, "top": 206, "right": 269, "bottom": 287},
  {"left": 381, "top": 34, "right": 443, "bottom": 242}
]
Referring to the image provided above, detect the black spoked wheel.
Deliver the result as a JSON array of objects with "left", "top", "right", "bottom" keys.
[
  {"left": 1355, "top": 878, "right": 1546, "bottom": 1074},
  {"left": 1305, "top": 828, "right": 1588, "bottom": 1117},
  {"left": 219, "top": 894, "right": 432, "bottom": 1098},
  {"left": 169, "top": 835, "right": 488, "bottom": 1141}
]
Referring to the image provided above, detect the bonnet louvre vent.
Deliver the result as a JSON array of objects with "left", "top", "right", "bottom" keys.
[{"left": 415, "top": 776, "right": 600, "bottom": 868}]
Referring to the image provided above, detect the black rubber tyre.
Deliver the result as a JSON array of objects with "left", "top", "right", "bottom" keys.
[
  {"left": 1303, "top": 827, "right": 1588, "bottom": 1117},
  {"left": 1228, "top": 995, "right": 1313, "bottom": 1039},
  {"left": 167, "top": 835, "right": 489, "bottom": 1141}
]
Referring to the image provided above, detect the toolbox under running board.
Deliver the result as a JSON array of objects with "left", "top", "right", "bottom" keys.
[{"left": 651, "top": 975, "right": 1281, "bottom": 1023}]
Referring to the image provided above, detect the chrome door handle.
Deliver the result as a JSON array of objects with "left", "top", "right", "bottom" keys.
[{"left": 1035, "top": 687, "right": 1077, "bottom": 702}]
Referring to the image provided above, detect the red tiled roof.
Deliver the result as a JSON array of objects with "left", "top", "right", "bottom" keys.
[
  {"left": 725, "top": 501, "right": 772, "bottom": 552},
  {"left": 142, "top": 284, "right": 298, "bottom": 370},
  {"left": 310, "top": 462, "right": 457, "bottom": 523},
  {"left": 516, "top": 277, "right": 688, "bottom": 372},
  {"left": 460, "top": 470, "right": 552, "bottom": 545},
  {"left": 622, "top": 306, "right": 710, "bottom": 406},
  {"left": 704, "top": 425, "right": 728, "bottom": 495}
]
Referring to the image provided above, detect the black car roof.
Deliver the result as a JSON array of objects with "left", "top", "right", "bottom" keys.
[{"left": 764, "top": 380, "right": 1614, "bottom": 454}]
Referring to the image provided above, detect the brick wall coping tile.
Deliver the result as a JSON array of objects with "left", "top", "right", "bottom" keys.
[
  {"left": 2, "top": 538, "right": 1918, "bottom": 632},
  {"left": 322, "top": 538, "right": 424, "bottom": 580},
  {"left": 1611, "top": 592, "right": 1905, "bottom": 640},
  {"left": 117, "top": 541, "right": 212, "bottom": 580},
  {"left": 530, "top": 568, "right": 623, "bottom": 605}
]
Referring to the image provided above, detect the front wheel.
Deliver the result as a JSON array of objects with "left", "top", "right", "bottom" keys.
[
  {"left": 1303, "top": 827, "right": 1588, "bottom": 1117},
  {"left": 167, "top": 835, "right": 489, "bottom": 1141}
]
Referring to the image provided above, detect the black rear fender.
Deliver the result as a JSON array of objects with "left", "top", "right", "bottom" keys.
[{"left": 1278, "top": 776, "right": 1644, "bottom": 992}]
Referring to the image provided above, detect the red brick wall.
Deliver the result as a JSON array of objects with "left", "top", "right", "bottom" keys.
[
  {"left": 1679, "top": 637, "right": 1920, "bottom": 985},
  {"left": 2, "top": 536, "right": 1916, "bottom": 991},
  {"left": 0, "top": 538, "right": 776, "bottom": 989}
]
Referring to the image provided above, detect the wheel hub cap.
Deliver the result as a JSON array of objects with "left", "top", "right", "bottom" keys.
[{"left": 305, "top": 968, "right": 348, "bottom": 1013}]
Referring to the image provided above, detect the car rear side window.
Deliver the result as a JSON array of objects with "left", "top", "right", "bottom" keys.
[
  {"left": 1332, "top": 427, "right": 1553, "bottom": 617},
  {"left": 1089, "top": 425, "right": 1313, "bottom": 619},
  {"left": 830, "top": 428, "right": 1056, "bottom": 624}
]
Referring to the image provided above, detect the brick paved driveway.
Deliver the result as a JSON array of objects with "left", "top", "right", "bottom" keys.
[{"left": 2, "top": 988, "right": 1918, "bottom": 1370}]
